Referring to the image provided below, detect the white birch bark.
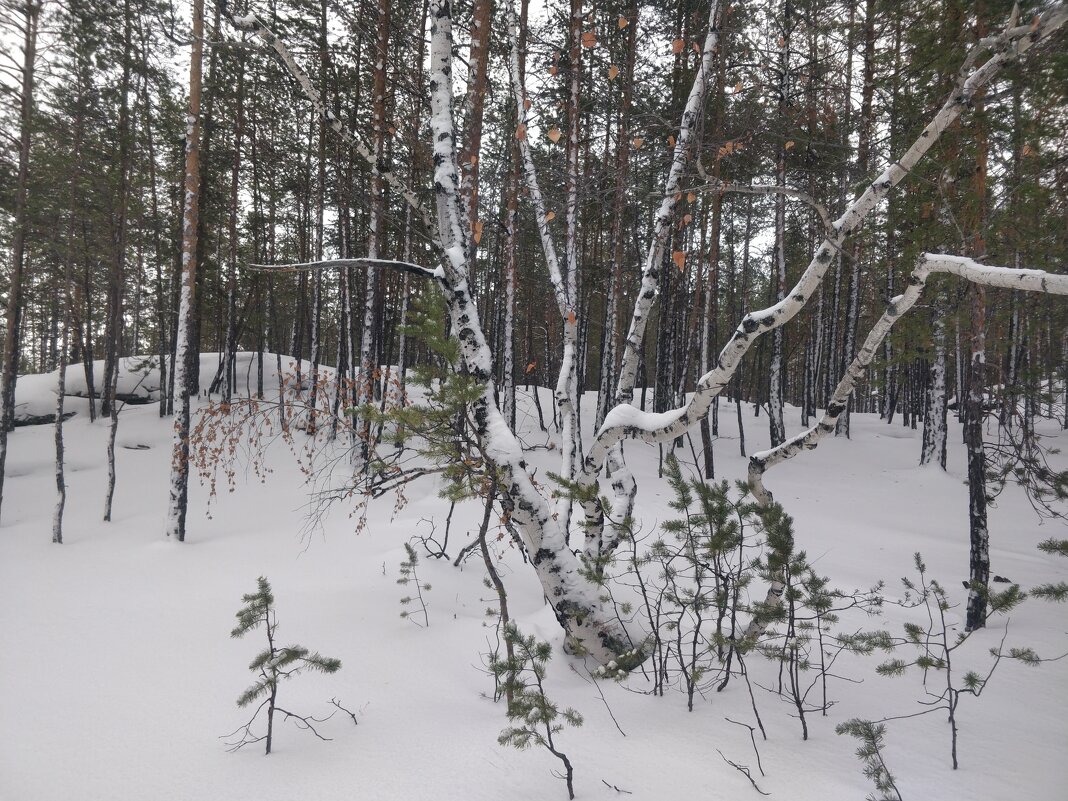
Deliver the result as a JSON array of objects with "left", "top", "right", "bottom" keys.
[
  {"left": 741, "top": 254, "right": 1068, "bottom": 638},
  {"left": 920, "top": 304, "right": 948, "bottom": 468},
  {"left": 165, "top": 0, "right": 203, "bottom": 542},
  {"left": 576, "top": 5, "right": 1068, "bottom": 563}
]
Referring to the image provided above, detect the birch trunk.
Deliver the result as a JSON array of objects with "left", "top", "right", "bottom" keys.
[{"left": 165, "top": 0, "right": 203, "bottom": 542}]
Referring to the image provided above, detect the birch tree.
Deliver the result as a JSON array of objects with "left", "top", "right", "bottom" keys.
[
  {"left": 165, "top": 0, "right": 204, "bottom": 542},
  {"left": 225, "top": 2, "right": 1068, "bottom": 665}
]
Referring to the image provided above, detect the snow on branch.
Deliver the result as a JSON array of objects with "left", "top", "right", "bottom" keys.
[
  {"left": 246, "top": 258, "right": 443, "bottom": 283},
  {"left": 224, "top": 9, "right": 442, "bottom": 251},
  {"left": 613, "top": 0, "right": 723, "bottom": 403},
  {"left": 577, "top": 2, "right": 1068, "bottom": 560},
  {"left": 748, "top": 254, "right": 1068, "bottom": 504},
  {"left": 582, "top": 2, "right": 1068, "bottom": 481}
]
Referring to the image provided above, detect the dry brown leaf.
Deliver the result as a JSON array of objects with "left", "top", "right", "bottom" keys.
[
  {"left": 734, "top": 81, "right": 743, "bottom": 93},
  {"left": 525, "top": 361, "right": 537, "bottom": 374},
  {"left": 672, "top": 250, "right": 686, "bottom": 272},
  {"left": 778, "top": 35, "right": 785, "bottom": 48},
  {"left": 686, "top": 192, "right": 696, "bottom": 203},
  {"left": 545, "top": 210, "right": 556, "bottom": 222},
  {"left": 567, "top": 309, "right": 577, "bottom": 325},
  {"left": 523, "top": 97, "right": 532, "bottom": 110},
  {"left": 608, "top": 64, "right": 620, "bottom": 80},
  {"left": 672, "top": 37, "right": 685, "bottom": 55},
  {"left": 547, "top": 127, "right": 562, "bottom": 144},
  {"left": 1022, "top": 143, "right": 1036, "bottom": 156},
  {"left": 632, "top": 137, "right": 644, "bottom": 149},
  {"left": 516, "top": 123, "right": 527, "bottom": 141},
  {"left": 618, "top": 16, "right": 629, "bottom": 28},
  {"left": 549, "top": 65, "right": 558, "bottom": 76},
  {"left": 581, "top": 30, "right": 597, "bottom": 48},
  {"left": 668, "top": 135, "right": 676, "bottom": 147},
  {"left": 785, "top": 140, "right": 795, "bottom": 150},
  {"left": 683, "top": 213, "right": 693, "bottom": 226},
  {"left": 473, "top": 220, "right": 484, "bottom": 244}
]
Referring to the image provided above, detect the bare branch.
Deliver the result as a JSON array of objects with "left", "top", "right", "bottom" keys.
[
  {"left": 246, "top": 258, "right": 442, "bottom": 282},
  {"left": 224, "top": 10, "right": 441, "bottom": 250},
  {"left": 749, "top": 254, "right": 1068, "bottom": 504},
  {"left": 687, "top": 180, "right": 833, "bottom": 235},
  {"left": 578, "top": 4, "right": 1068, "bottom": 556}
]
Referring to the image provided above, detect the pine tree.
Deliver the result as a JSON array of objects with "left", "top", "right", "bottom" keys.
[
  {"left": 226, "top": 576, "right": 342, "bottom": 755},
  {"left": 491, "top": 624, "right": 582, "bottom": 800}
]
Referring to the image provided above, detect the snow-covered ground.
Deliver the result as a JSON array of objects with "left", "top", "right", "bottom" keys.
[{"left": 2, "top": 354, "right": 1066, "bottom": 801}]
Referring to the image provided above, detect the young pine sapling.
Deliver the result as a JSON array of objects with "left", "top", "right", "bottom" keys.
[
  {"left": 225, "top": 576, "right": 344, "bottom": 754},
  {"left": 491, "top": 624, "right": 582, "bottom": 800}
]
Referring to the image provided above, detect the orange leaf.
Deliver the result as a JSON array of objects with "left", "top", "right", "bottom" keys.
[
  {"left": 547, "top": 127, "right": 562, "bottom": 144},
  {"left": 632, "top": 137, "right": 644, "bottom": 149},
  {"left": 672, "top": 251, "right": 686, "bottom": 272},
  {"left": 581, "top": 30, "right": 597, "bottom": 48},
  {"left": 734, "top": 81, "right": 743, "bottom": 93},
  {"left": 618, "top": 16, "right": 629, "bottom": 28},
  {"left": 525, "top": 361, "right": 537, "bottom": 374},
  {"left": 567, "top": 309, "right": 577, "bottom": 325},
  {"left": 672, "top": 37, "right": 685, "bottom": 55},
  {"left": 473, "top": 220, "right": 484, "bottom": 244},
  {"left": 683, "top": 213, "right": 693, "bottom": 226},
  {"left": 785, "top": 140, "right": 795, "bottom": 150},
  {"left": 544, "top": 210, "right": 556, "bottom": 222},
  {"left": 516, "top": 123, "right": 527, "bottom": 141},
  {"left": 608, "top": 64, "right": 620, "bottom": 80},
  {"left": 668, "top": 134, "right": 676, "bottom": 147},
  {"left": 686, "top": 192, "right": 696, "bottom": 203}
]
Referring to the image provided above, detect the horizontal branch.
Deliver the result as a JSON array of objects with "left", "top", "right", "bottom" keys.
[
  {"left": 225, "top": 10, "right": 442, "bottom": 251},
  {"left": 246, "top": 258, "right": 442, "bottom": 282},
  {"left": 687, "top": 180, "right": 833, "bottom": 235},
  {"left": 748, "top": 253, "right": 1068, "bottom": 503}
]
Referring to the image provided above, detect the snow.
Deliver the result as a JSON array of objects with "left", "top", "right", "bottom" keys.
[
  {"left": 12, "top": 356, "right": 161, "bottom": 423},
  {"left": 2, "top": 357, "right": 1067, "bottom": 800}
]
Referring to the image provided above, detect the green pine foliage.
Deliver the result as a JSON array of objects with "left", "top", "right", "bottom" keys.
[
  {"left": 360, "top": 291, "right": 496, "bottom": 505},
  {"left": 835, "top": 718, "right": 903, "bottom": 801},
  {"left": 1033, "top": 538, "right": 1068, "bottom": 602},
  {"left": 490, "top": 624, "right": 582, "bottom": 800},
  {"left": 226, "top": 576, "right": 342, "bottom": 754},
  {"left": 397, "top": 542, "right": 431, "bottom": 626}
]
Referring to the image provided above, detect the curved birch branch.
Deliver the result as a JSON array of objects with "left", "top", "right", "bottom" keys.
[
  {"left": 738, "top": 253, "right": 1068, "bottom": 642},
  {"left": 225, "top": 10, "right": 442, "bottom": 251},
  {"left": 749, "top": 253, "right": 1068, "bottom": 503},
  {"left": 613, "top": 1, "right": 723, "bottom": 402},
  {"left": 578, "top": 3, "right": 1068, "bottom": 562}
]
